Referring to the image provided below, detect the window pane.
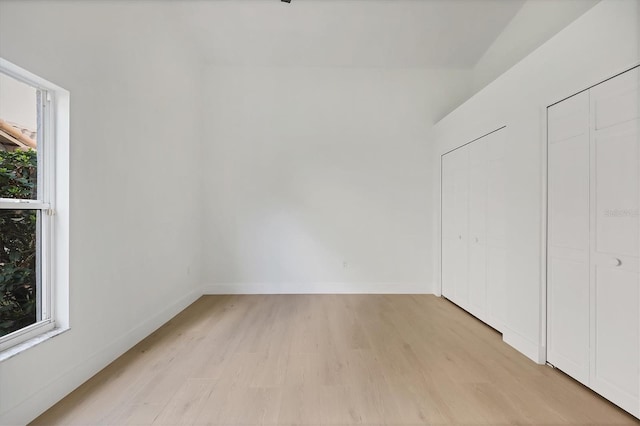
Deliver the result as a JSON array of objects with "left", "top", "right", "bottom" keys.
[
  {"left": 0, "top": 149, "right": 37, "bottom": 199},
  {"left": 0, "top": 209, "right": 38, "bottom": 337},
  {"left": 0, "top": 72, "right": 38, "bottom": 199}
]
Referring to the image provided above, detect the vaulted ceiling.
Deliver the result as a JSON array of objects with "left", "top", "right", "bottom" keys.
[
  {"left": 175, "top": 0, "right": 526, "bottom": 68},
  {"left": 173, "top": 0, "right": 599, "bottom": 71}
]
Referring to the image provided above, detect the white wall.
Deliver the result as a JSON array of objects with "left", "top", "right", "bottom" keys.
[
  {"left": 434, "top": 0, "right": 640, "bottom": 362},
  {"left": 202, "top": 66, "right": 471, "bottom": 294},
  {"left": 0, "top": 2, "right": 203, "bottom": 424}
]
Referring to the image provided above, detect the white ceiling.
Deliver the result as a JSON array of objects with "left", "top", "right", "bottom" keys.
[
  {"left": 471, "top": 0, "right": 600, "bottom": 91},
  {"left": 175, "top": 0, "right": 527, "bottom": 68}
]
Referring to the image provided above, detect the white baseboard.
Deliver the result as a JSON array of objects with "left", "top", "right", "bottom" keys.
[
  {"left": 503, "top": 328, "right": 545, "bottom": 365},
  {"left": 1, "top": 288, "right": 202, "bottom": 426},
  {"left": 202, "top": 282, "right": 431, "bottom": 295}
]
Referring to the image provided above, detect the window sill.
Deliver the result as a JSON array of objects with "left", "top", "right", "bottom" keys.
[{"left": 0, "top": 327, "right": 69, "bottom": 362}]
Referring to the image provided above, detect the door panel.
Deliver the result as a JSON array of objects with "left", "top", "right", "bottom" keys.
[
  {"left": 441, "top": 128, "right": 506, "bottom": 332},
  {"left": 594, "top": 79, "right": 639, "bottom": 130},
  {"left": 442, "top": 146, "right": 469, "bottom": 306},
  {"left": 594, "top": 127, "right": 639, "bottom": 257},
  {"left": 548, "top": 257, "right": 590, "bottom": 384},
  {"left": 441, "top": 153, "right": 457, "bottom": 298},
  {"left": 549, "top": 134, "right": 590, "bottom": 250},
  {"left": 547, "top": 91, "right": 590, "bottom": 385},
  {"left": 441, "top": 129, "right": 507, "bottom": 331},
  {"left": 486, "top": 129, "right": 507, "bottom": 244},
  {"left": 589, "top": 67, "right": 639, "bottom": 417},
  {"left": 548, "top": 93, "right": 591, "bottom": 142},
  {"left": 486, "top": 245, "right": 507, "bottom": 331},
  {"left": 453, "top": 148, "right": 470, "bottom": 307},
  {"left": 592, "top": 264, "right": 639, "bottom": 415},
  {"left": 485, "top": 130, "right": 507, "bottom": 331},
  {"left": 468, "top": 139, "right": 488, "bottom": 317}
]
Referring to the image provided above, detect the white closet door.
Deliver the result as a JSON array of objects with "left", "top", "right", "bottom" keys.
[
  {"left": 442, "top": 129, "right": 507, "bottom": 330},
  {"left": 442, "top": 152, "right": 458, "bottom": 298},
  {"left": 442, "top": 129, "right": 506, "bottom": 331},
  {"left": 452, "top": 147, "right": 470, "bottom": 308},
  {"left": 468, "top": 138, "right": 488, "bottom": 318},
  {"left": 589, "top": 68, "right": 639, "bottom": 417},
  {"left": 547, "top": 91, "right": 591, "bottom": 385},
  {"left": 485, "top": 129, "right": 507, "bottom": 331},
  {"left": 442, "top": 146, "right": 469, "bottom": 306}
]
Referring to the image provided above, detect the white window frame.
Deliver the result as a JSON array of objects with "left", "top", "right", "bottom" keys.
[{"left": 0, "top": 58, "right": 69, "bottom": 357}]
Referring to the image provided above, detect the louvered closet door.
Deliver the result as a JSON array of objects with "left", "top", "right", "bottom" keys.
[
  {"left": 547, "top": 91, "right": 591, "bottom": 386},
  {"left": 589, "top": 67, "right": 639, "bottom": 417}
]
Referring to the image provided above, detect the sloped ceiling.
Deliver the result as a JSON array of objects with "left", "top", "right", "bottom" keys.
[{"left": 175, "top": 0, "right": 526, "bottom": 68}]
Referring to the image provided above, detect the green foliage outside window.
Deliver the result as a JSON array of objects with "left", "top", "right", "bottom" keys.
[{"left": 0, "top": 149, "right": 38, "bottom": 337}]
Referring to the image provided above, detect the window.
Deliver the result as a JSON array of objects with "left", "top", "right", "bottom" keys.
[{"left": 0, "top": 59, "right": 69, "bottom": 354}]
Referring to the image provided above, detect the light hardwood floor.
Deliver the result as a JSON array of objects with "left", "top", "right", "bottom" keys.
[{"left": 33, "top": 295, "right": 638, "bottom": 425}]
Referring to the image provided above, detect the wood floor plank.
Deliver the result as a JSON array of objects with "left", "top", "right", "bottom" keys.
[{"left": 32, "top": 295, "right": 639, "bottom": 426}]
